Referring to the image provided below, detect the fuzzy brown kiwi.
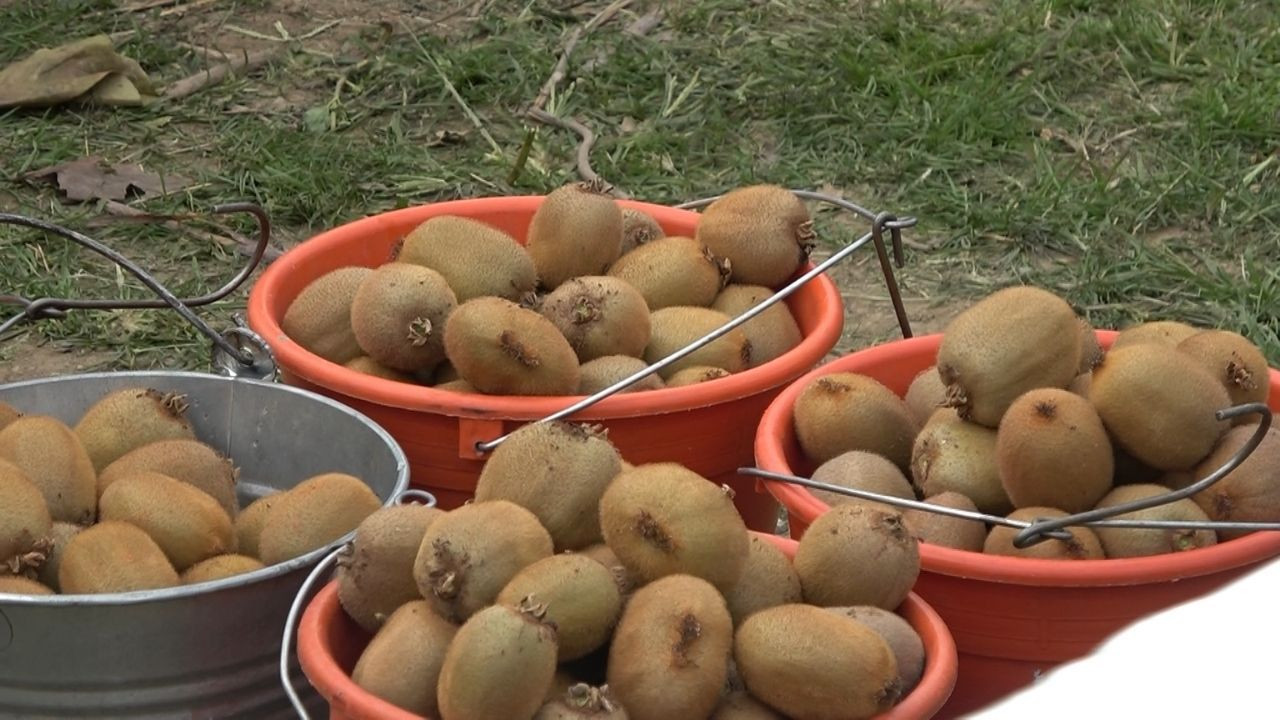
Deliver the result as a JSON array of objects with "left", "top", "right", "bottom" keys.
[
  {"left": 983, "top": 507, "right": 1104, "bottom": 559},
  {"left": 792, "top": 372, "right": 920, "bottom": 471},
  {"left": 826, "top": 606, "right": 925, "bottom": 694},
  {"left": 235, "top": 493, "right": 281, "bottom": 559},
  {"left": 444, "top": 296, "right": 581, "bottom": 395},
  {"left": 535, "top": 683, "right": 629, "bottom": 720},
  {"left": 1092, "top": 484, "right": 1216, "bottom": 557},
  {"left": 1077, "top": 318, "right": 1105, "bottom": 373},
  {"left": 540, "top": 276, "right": 652, "bottom": 362},
  {"left": 353, "top": 600, "right": 458, "bottom": 718},
  {"left": 1176, "top": 329, "right": 1270, "bottom": 410},
  {"left": 99, "top": 439, "right": 239, "bottom": 519},
  {"left": 936, "top": 286, "right": 1082, "bottom": 427},
  {"left": 338, "top": 504, "right": 445, "bottom": 632},
  {"left": 437, "top": 598, "right": 560, "bottom": 720},
  {"left": 99, "top": 471, "right": 235, "bottom": 571},
  {"left": 902, "top": 492, "right": 987, "bottom": 552},
  {"left": 644, "top": 306, "right": 751, "bottom": 379},
  {"left": 1110, "top": 320, "right": 1198, "bottom": 350},
  {"left": 620, "top": 207, "right": 665, "bottom": 255},
  {"left": 474, "top": 421, "right": 621, "bottom": 551},
  {"left": 280, "top": 266, "right": 372, "bottom": 364},
  {"left": 1067, "top": 372, "right": 1092, "bottom": 397},
  {"left": 396, "top": 215, "right": 537, "bottom": 302},
  {"left": 434, "top": 378, "right": 478, "bottom": 393},
  {"left": 74, "top": 387, "right": 197, "bottom": 473},
  {"left": 0, "top": 575, "right": 53, "bottom": 595},
  {"left": 344, "top": 356, "right": 416, "bottom": 383},
  {"left": 722, "top": 534, "right": 803, "bottom": 626},
  {"left": 904, "top": 365, "right": 947, "bottom": 426},
  {"left": 496, "top": 553, "right": 623, "bottom": 661},
  {"left": 527, "top": 180, "right": 625, "bottom": 290},
  {"left": 695, "top": 184, "right": 815, "bottom": 288},
  {"left": 576, "top": 542, "right": 638, "bottom": 597},
  {"left": 665, "top": 366, "right": 731, "bottom": 387},
  {"left": 349, "top": 262, "right": 458, "bottom": 373},
  {"left": 0, "top": 415, "right": 97, "bottom": 524},
  {"left": 257, "top": 473, "right": 382, "bottom": 566},
  {"left": 607, "top": 574, "right": 732, "bottom": 720},
  {"left": 911, "top": 408, "right": 1012, "bottom": 515},
  {"left": 735, "top": 603, "right": 900, "bottom": 720},
  {"left": 180, "top": 554, "right": 265, "bottom": 584},
  {"left": 413, "top": 500, "right": 554, "bottom": 622},
  {"left": 59, "top": 520, "right": 179, "bottom": 593},
  {"left": 710, "top": 284, "right": 803, "bottom": 368},
  {"left": 711, "top": 691, "right": 782, "bottom": 720},
  {"left": 37, "top": 521, "right": 82, "bottom": 591},
  {"left": 606, "top": 235, "right": 728, "bottom": 310},
  {"left": 598, "top": 462, "right": 750, "bottom": 591},
  {"left": 1191, "top": 423, "right": 1280, "bottom": 540},
  {"left": 996, "top": 388, "right": 1114, "bottom": 513},
  {"left": 0, "top": 459, "right": 52, "bottom": 577},
  {"left": 808, "top": 450, "right": 916, "bottom": 512},
  {"left": 1088, "top": 343, "right": 1230, "bottom": 471},
  {"left": 794, "top": 504, "right": 920, "bottom": 610},
  {"left": 0, "top": 401, "right": 20, "bottom": 430},
  {"left": 578, "top": 355, "right": 665, "bottom": 395}
]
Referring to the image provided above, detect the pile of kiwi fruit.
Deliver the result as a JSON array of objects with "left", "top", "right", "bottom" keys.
[
  {"left": 0, "top": 387, "right": 382, "bottom": 596},
  {"left": 792, "top": 284, "right": 1279, "bottom": 560},
  {"left": 281, "top": 183, "right": 813, "bottom": 397},
  {"left": 337, "top": 420, "right": 926, "bottom": 720}
]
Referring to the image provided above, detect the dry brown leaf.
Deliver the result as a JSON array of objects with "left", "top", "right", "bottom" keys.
[{"left": 24, "top": 156, "right": 192, "bottom": 203}]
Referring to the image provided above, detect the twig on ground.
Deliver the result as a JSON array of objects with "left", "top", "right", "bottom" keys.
[
  {"left": 529, "top": 0, "right": 634, "bottom": 113},
  {"left": 99, "top": 201, "right": 283, "bottom": 262},
  {"left": 526, "top": 108, "right": 627, "bottom": 197},
  {"left": 399, "top": 22, "right": 503, "bottom": 157},
  {"left": 625, "top": 7, "right": 664, "bottom": 36},
  {"left": 224, "top": 20, "right": 342, "bottom": 43},
  {"left": 176, "top": 42, "right": 230, "bottom": 61},
  {"left": 163, "top": 47, "right": 281, "bottom": 100},
  {"left": 159, "top": 0, "right": 219, "bottom": 17},
  {"left": 117, "top": 0, "right": 184, "bottom": 12}
]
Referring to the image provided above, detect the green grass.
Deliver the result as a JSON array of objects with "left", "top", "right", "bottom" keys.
[{"left": 1, "top": 0, "right": 1277, "bottom": 374}]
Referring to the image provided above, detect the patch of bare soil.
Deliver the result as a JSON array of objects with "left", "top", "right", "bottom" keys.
[{"left": 0, "top": 335, "right": 118, "bottom": 384}]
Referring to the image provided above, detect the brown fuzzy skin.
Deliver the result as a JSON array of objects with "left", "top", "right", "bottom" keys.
[
  {"left": 344, "top": 356, "right": 416, "bottom": 383},
  {"left": 540, "top": 276, "right": 652, "bottom": 362},
  {"left": 496, "top": 553, "right": 623, "bottom": 661},
  {"left": 99, "top": 439, "right": 239, "bottom": 520},
  {"left": 902, "top": 492, "right": 987, "bottom": 552},
  {"left": 180, "top": 554, "right": 265, "bottom": 584},
  {"left": 535, "top": 683, "right": 630, "bottom": 719},
  {"left": 1067, "top": 372, "right": 1092, "bottom": 398},
  {"left": 1092, "top": 484, "right": 1216, "bottom": 557},
  {"left": 234, "top": 493, "right": 281, "bottom": 559},
  {"left": 1077, "top": 319, "right": 1105, "bottom": 373},
  {"left": 794, "top": 504, "right": 920, "bottom": 610},
  {"left": 37, "top": 521, "right": 83, "bottom": 591},
  {"left": 1110, "top": 320, "right": 1198, "bottom": 351},
  {"left": 575, "top": 542, "right": 637, "bottom": 597},
  {"left": 1088, "top": 343, "right": 1230, "bottom": 471},
  {"left": 0, "top": 575, "right": 54, "bottom": 595},
  {"left": 904, "top": 366, "right": 947, "bottom": 426},
  {"left": 826, "top": 606, "right": 925, "bottom": 694},
  {"left": 710, "top": 284, "right": 803, "bottom": 368},
  {"left": 527, "top": 181, "right": 625, "bottom": 290},
  {"left": 607, "top": 574, "right": 733, "bottom": 720},
  {"left": 695, "top": 184, "right": 814, "bottom": 288},
  {"left": 396, "top": 215, "right": 537, "bottom": 302},
  {"left": 0, "top": 415, "right": 98, "bottom": 524},
  {"left": 281, "top": 266, "right": 372, "bottom": 364},
  {"left": 665, "top": 366, "right": 731, "bottom": 387},
  {"left": 620, "top": 207, "right": 665, "bottom": 256},
  {"left": 433, "top": 378, "right": 478, "bottom": 394},
  {"left": 99, "top": 471, "right": 236, "bottom": 571},
  {"left": 735, "top": 603, "right": 900, "bottom": 720},
  {"left": 1176, "top": 329, "right": 1270, "bottom": 411},
  {"left": 711, "top": 691, "right": 782, "bottom": 720},
  {"left": 996, "top": 388, "right": 1115, "bottom": 513},
  {"left": 911, "top": 409, "right": 1012, "bottom": 515},
  {"left": 1191, "top": 424, "right": 1280, "bottom": 540},
  {"left": 474, "top": 421, "right": 622, "bottom": 551},
  {"left": 0, "top": 459, "right": 52, "bottom": 577},
  {"left": 338, "top": 504, "right": 445, "bottom": 632},
  {"left": 0, "top": 401, "right": 20, "bottom": 430},
  {"left": 578, "top": 355, "right": 665, "bottom": 395},
  {"left": 983, "top": 507, "right": 1104, "bottom": 559},
  {"left": 793, "top": 372, "right": 920, "bottom": 471},
  {"left": 606, "top": 235, "right": 728, "bottom": 310},
  {"left": 59, "top": 520, "right": 179, "bottom": 594},
  {"left": 437, "top": 601, "right": 559, "bottom": 720},
  {"left": 74, "top": 387, "right": 198, "bottom": 473},
  {"left": 723, "top": 534, "right": 803, "bottom": 626},
  {"left": 353, "top": 600, "right": 458, "bottom": 718},
  {"left": 444, "top": 296, "right": 581, "bottom": 396},
  {"left": 644, "top": 307, "right": 751, "bottom": 379},
  {"left": 350, "top": 262, "right": 458, "bottom": 373},
  {"left": 809, "top": 450, "right": 916, "bottom": 513},
  {"left": 598, "top": 463, "right": 750, "bottom": 592},
  {"left": 256, "top": 473, "right": 382, "bottom": 566}
]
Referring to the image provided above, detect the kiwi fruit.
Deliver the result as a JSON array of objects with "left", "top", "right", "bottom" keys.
[
  {"left": 257, "top": 473, "right": 382, "bottom": 566},
  {"left": 1067, "top": 372, "right": 1092, "bottom": 397},
  {"left": 996, "top": 388, "right": 1114, "bottom": 513},
  {"left": 344, "top": 356, "right": 415, "bottom": 383},
  {"left": 904, "top": 365, "right": 947, "bottom": 426},
  {"left": 607, "top": 574, "right": 733, "bottom": 720},
  {"left": 0, "top": 459, "right": 52, "bottom": 576},
  {"left": 695, "top": 184, "right": 815, "bottom": 287},
  {"left": 496, "top": 553, "right": 623, "bottom": 661},
  {"left": 665, "top": 366, "right": 731, "bottom": 387},
  {"left": 983, "top": 507, "right": 1104, "bottom": 559},
  {"left": 59, "top": 520, "right": 179, "bottom": 593},
  {"left": 711, "top": 691, "right": 782, "bottom": 719},
  {"left": 180, "top": 554, "right": 265, "bottom": 584},
  {"left": 644, "top": 306, "right": 751, "bottom": 379},
  {"left": 1176, "top": 329, "right": 1270, "bottom": 409},
  {"left": 474, "top": 421, "right": 621, "bottom": 551},
  {"left": 437, "top": 599, "right": 560, "bottom": 720},
  {"left": 74, "top": 387, "right": 197, "bottom": 473},
  {"left": 809, "top": 450, "right": 916, "bottom": 512},
  {"left": 280, "top": 266, "right": 372, "bottom": 364},
  {"left": 576, "top": 542, "right": 637, "bottom": 596},
  {"left": 710, "top": 284, "right": 803, "bottom": 368},
  {"left": 1113, "top": 444, "right": 1165, "bottom": 486},
  {"left": 353, "top": 600, "right": 458, "bottom": 717},
  {"left": 0, "top": 415, "right": 97, "bottom": 524},
  {"left": 578, "top": 355, "right": 664, "bottom": 395},
  {"left": 37, "top": 521, "right": 83, "bottom": 591},
  {"left": 1092, "top": 484, "right": 1216, "bottom": 557},
  {"left": 606, "top": 235, "right": 729, "bottom": 310},
  {"left": 722, "top": 534, "right": 803, "bottom": 626},
  {"left": 792, "top": 372, "right": 919, "bottom": 470},
  {"left": 621, "top": 207, "right": 665, "bottom": 252},
  {"left": 99, "top": 439, "right": 239, "bottom": 519},
  {"left": 434, "top": 362, "right": 461, "bottom": 384},
  {"left": 338, "top": 503, "right": 445, "bottom": 633},
  {"left": 396, "top": 215, "right": 537, "bottom": 302},
  {"left": 444, "top": 296, "right": 581, "bottom": 395},
  {"left": 0, "top": 401, "right": 20, "bottom": 430},
  {"left": 0, "top": 575, "right": 53, "bottom": 595},
  {"left": 598, "top": 462, "right": 750, "bottom": 591},
  {"left": 545, "top": 672, "right": 581, "bottom": 705},
  {"left": 902, "top": 492, "right": 987, "bottom": 552},
  {"left": 540, "top": 276, "right": 652, "bottom": 362},
  {"left": 235, "top": 493, "right": 280, "bottom": 559},
  {"left": 99, "top": 471, "right": 235, "bottom": 571},
  {"left": 735, "top": 603, "right": 900, "bottom": 720},
  {"left": 1191, "top": 423, "right": 1280, "bottom": 540},
  {"left": 1088, "top": 343, "right": 1230, "bottom": 471},
  {"left": 794, "top": 504, "right": 920, "bottom": 610},
  {"left": 434, "top": 378, "right": 478, "bottom": 393},
  {"left": 349, "top": 262, "right": 458, "bottom": 373},
  {"left": 535, "top": 683, "right": 629, "bottom": 719},
  {"left": 911, "top": 408, "right": 1012, "bottom": 515},
  {"left": 826, "top": 606, "right": 925, "bottom": 694},
  {"left": 414, "top": 499, "right": 554, "bottom": 622},
  {"left": 1110, "top": 320, "right": 1198, "bottom": 351},
  {"left": 526, "top": 181, "right": 625, "bottom": 289}
]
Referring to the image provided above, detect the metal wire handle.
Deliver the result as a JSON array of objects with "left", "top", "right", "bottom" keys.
[
  {"left": 740, "top": 402, "right": 1277, "bottom": 547},
  {"left": 472, "top": 189, "right": 918, "bottom": 454}
]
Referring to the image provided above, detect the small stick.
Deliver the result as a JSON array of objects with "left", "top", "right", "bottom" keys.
[
  {"left": 163, "top": 47, "right": 281, "bottom": 100},
  {"left": 176, "top": 41, "right": 230, "bottom": 61},
  {"left": 400, "top": 22, "right": 502, "bottom": 156},
  {"left": 625, "top": 8, "right": 664, "bottom": 36},
  {"left": 117, "top": 0, "right": 184, "bottom": 12},
  {"left": 526, "top": 108, "right": 627, "bottom": 197},
  {"left": 159, "top": 0, "right": 218, "bottom": 17},
  {"left": 529, "top": 0, "right": 634, "bottom": 113},
  {"left": 100, "top": 201, "right": 282, "bottom": 262}
]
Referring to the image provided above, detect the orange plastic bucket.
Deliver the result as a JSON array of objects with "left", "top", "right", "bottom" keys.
[
  {"left": 245, "top": 196, "right": 843, "bottom": 531},
  {"left": 754, "top": 330, "right": 1280, "bottom": 717},
  {"left": 296, "top": 532, "right": 959, "bottom": 720}
]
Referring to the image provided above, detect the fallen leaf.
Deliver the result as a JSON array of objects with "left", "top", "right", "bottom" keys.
[
  {"left": 24, "top": 156, "right": 192, "bottom": 203},
  {"left": 0, "top": 35, "right": 156, "bottom": 108}
]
